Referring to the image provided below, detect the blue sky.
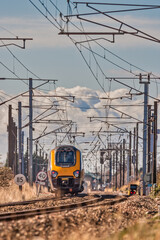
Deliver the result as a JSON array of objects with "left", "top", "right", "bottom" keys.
[{"left": 0, "top": 0, "right": 160, "bottom": 96}]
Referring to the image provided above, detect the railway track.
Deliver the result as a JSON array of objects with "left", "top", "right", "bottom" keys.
[
  {"left": 0, "top": 194, "right": 102, "bottom": 221},
  {"left": 0, "top": 195, "right": 71, "bottom": 208},
  {"left": 0, "top": 195, "right": 127, "bottom": 222}
]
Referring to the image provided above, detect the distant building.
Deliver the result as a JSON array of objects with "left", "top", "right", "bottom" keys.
[{"left": 84, "top": 172, "right": 101, "bottom": 190}]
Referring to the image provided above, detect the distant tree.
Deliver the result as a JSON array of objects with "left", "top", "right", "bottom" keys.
[{"left": 5, "top": 157, "right": 8, "bottom": 167}]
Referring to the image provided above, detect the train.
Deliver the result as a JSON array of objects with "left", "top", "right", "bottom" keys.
[
  {"left": 48, "top": 145, "right": 84, "bottom": 196},
  {"left": 128, "top": 183, "right": 140, "bottom": 196}
]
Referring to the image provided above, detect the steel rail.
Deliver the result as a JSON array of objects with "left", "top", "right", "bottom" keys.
[
  {"left": 0, "top": 195, "right": 128, "bottom": 222},
  {"left": 0, "top": 196, "right": 63, "bottom": 208},
  {"left": 0, "top": 193, "right": 89, "bottom": 208},
  {"left": 0, "top": 195, "right": 103, "bottom": 221}
]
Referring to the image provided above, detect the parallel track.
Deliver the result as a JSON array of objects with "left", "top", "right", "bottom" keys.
[
  {"left": 0, "top": 195, "right": 70, "bottom": 208},
  {"left": 0, "top": 195, "right": 127, "bottom": 222},
  {"left": 0, "top": 194, "right": 102, "bottom": 221}
]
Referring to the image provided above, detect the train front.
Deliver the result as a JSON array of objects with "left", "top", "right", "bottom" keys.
[
  {"left": 49, "top": 145, "right": 84, "bottom": 194},
  {"left": 129, "top": 184, "right": 138, "bottom": 195}
]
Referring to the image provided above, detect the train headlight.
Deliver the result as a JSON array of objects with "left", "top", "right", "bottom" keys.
[
  {"left": 73, "top": 170, "right": 80, "bottom": 178},
  {"left": 51, "top": 170, "right": 58, "bottom": 178}
]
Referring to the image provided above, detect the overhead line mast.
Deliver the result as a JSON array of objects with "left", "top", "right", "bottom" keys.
[{"left": 27, "top": 0, "right": 160, "bottom": 192}]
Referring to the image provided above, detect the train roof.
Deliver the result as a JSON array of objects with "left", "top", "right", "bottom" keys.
[{"left": 51, "top": 145, "right": 80, "bottom": 152}]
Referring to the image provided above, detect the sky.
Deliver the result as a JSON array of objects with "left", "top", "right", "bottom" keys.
[
  {"left": 0, "top": 0, "right": 160, "bottom": 172},
  {"left": 0, "top": 0, "right": 160, "bottom": 94}
]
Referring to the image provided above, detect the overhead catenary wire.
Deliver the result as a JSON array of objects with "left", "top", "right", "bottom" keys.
[
  {"left": 28, "top": 0, "right": 160, "bottom": 86},
  {"left": 0, "top": 7, "right": 101, "bottom": 156},
  {"left": 27, "top": 0, "right": 160, "bottom": 100},
  {"left": 66, "top": 4, "right": 160, "bottom": 17},
  {"left": 27, "top": 0, "right": 129, "bottom": 94},
  {"left": 2, "top": 0, "right": 150, "bottom": 163},
  {"left": 0, "top": 55, "right": 70, "bottom": 146},
  {"left": 68, "top": 3, "right": 159, "bottom": 79},
  {"left": 111, "top": 77, "right": 160, "bottom": 101},
  {"left": 1, "top": 40, "right": 40, "bottom": 80},
  {"left": 28, "top": 0, "right": 60, "bottom": 30}
]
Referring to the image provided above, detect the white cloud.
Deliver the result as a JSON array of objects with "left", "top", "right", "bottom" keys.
[
  {"left": 1, "top": 85, "right": 159, "bottom": 168},
  {"left": 1, "top": 13, "right": 160, "bottom": 49},
  {"left": 0, "top": 17, "right": 72, "bottom": 49}
]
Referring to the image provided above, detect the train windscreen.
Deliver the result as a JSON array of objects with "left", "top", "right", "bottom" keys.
[
  {"left": 130, "top": 184, "right": 137, "bottom": 190},
  {"left": 56, "top": 147, "right": 76, "bottom": 166}
]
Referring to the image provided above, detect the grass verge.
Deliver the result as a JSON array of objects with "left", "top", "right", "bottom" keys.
[{"left": 110, "top": 216, "right": 160, "bottom": 240}]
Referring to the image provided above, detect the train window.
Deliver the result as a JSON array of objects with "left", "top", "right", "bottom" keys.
[
  {"left": 56, "top": 149, "right": 75, "bottom": 166},
  {"left": 130, "top": 184, "right": 137, "bottom": 190}
]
